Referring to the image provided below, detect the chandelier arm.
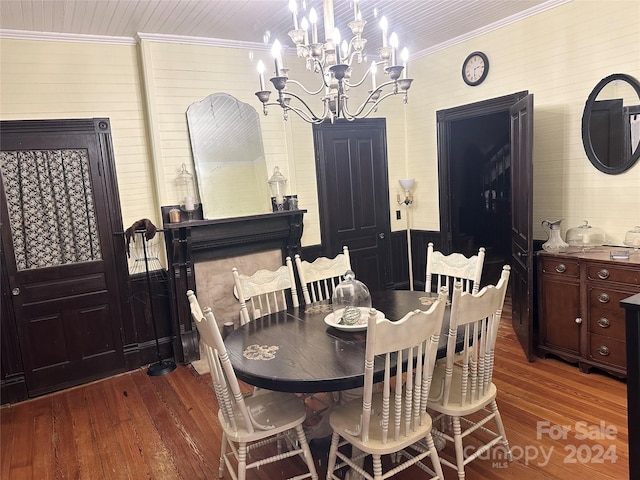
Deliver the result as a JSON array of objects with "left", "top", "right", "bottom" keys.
[
  {"left": 285, "top": 104, "right": 327, "bottom": 124},
  {"left": 282, "top": 90, "right": 328, "bottom": 122},
  {"left": 344, "top": 89, "right": 398, "bottom": 119},
  {"left": 285, "top": 78, "right": 327, "bottom": 96},
  {"left": 344, "top": 69, "right": 370, "bottom": 88},
  {"left": 344, "top": 59, "right": 389, "bottom": 89}
]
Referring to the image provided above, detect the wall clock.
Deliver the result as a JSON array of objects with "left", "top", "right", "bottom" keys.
[{"left": 462, "top": 51, "right": 489, "bottom": 86}]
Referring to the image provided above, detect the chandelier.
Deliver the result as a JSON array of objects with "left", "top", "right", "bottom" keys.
[{"left": 254, "top": 0, "right": 413, "bottom": 123}]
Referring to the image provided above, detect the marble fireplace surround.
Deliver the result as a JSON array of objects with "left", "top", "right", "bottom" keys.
[{"left": 162, "top": 209, "right": 306, "bottom": 364}]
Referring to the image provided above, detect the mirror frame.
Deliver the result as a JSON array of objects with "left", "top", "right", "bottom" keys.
[
  {"left": 581, "top": 73, "right": 640, "bottom": 175},
  {"left": 186, "top": 93, "right": 271, "bottom": 220}
]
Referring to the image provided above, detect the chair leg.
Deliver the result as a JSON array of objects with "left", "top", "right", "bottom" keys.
[
  {"left": 372, "top": 454, "right": 382, "bottom": 480},
  {"left": 294, "top": 424, "right": 319, "bottom": 480},
  {"left": 452, "top": 416, "right": 466, "bottom": 480},
  {"left": 490, "top": 400, "right": 513, "bottom": 461},
  {"left": 326, "top": 432, "right": 340, "bottom": 480},
  {"left": 219, "top": 432, "right": 227, "bottom": 478},
  {"left": 425, "top": 433, "right": 446, "bottom": 479},
  {"left": 238, "top": 442, "right": 247, "bottom": 480}
]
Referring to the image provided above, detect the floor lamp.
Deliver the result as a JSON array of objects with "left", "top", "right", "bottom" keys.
[{"left": 398, "top": 179, "right": 415, "bottom": 290}]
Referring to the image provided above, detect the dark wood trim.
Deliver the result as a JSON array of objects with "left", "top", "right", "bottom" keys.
[
  {"left": 123, "top": 270, "right": 174, "bottom": 369},
  {"left": 436, "top": 91, "right": 528, "bottom": 252},
  {"left": 163, "top": 210, "right": 306, "bottom": 363}
]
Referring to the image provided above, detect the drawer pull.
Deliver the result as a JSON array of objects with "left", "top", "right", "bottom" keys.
[
  {"left": 575, "top": 317, "right": 583, "bottom": 324},
  {"left": 597, "top": 317, "right": 610, "bottom": 328},
  {"left": 555, "top": 264, "right": 566, "bottom": 273},
  {"left": 597, "top": 345, "right": 610, "bottom": 357},
  {"left": 598, "top": 293, "right": 610, "bottom": 304},
  {"left": 597, "top": 269, "right": 610, "bottom": 280}
]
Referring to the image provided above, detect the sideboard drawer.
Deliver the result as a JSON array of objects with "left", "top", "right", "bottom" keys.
[
  {"left": 588, "top": 307, "right": 625, "bottom": 341},
  {"left": 586, "top": 264, "right": 640, "bottom": 285},
  {"left": 588, "top": 287, "right": 637, "bottom": 310},
  {"left": 588, "top": 334, "right": 626, "bottom": 369},
  {"left": 540, "top": 258, "right": 580, "bottom": 278}
]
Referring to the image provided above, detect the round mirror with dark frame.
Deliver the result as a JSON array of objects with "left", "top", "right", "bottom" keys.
[{"left": 581, "top": 73, "right": 640, "bottom": 174}]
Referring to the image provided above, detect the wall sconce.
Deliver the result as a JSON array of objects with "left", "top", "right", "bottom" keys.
[
  {"left": 268, "top": 166, "right": 287, "bottom": 211},
  {"left": 397, "top": 178, "right": 415, "bottom": 206},
  {"left": 176, "top": 163, "right": 198, "bottom": 221},
  {"left": 397, "top": 178, "right": 415, "bottom": 290}
]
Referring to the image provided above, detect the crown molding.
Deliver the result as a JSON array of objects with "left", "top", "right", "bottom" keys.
[
  {"left": 0, "top": 29, "right": 135, "bottom": 45},
  {"left": 0, "top": 28, "right": 271, "bottom": 51},
  {"left": 135, "top": 32, "right": 268, "bottom": 51}
]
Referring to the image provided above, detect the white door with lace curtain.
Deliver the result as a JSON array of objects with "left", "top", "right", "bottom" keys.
[{"left": 0, "top": 119, "right": 126, "bottom": 397}]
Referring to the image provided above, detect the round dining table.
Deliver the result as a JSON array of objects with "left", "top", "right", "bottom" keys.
[{"left": 224, "top": 290, "right": 454, "bottom": 393}]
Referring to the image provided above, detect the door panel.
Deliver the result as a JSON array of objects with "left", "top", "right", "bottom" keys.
[
  {"left": 0, "top": 119, "right": 126, "bottom": 397},
  {"left": 314, "top": 119, "right": 391, "bottom": 292},
  {"left": 510, "top": 94, "right": 535, "bottom": 361}
]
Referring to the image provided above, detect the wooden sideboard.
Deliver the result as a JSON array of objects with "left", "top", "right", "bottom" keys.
[{"left": 537, "top": 246, "right": 640, "bottom": 377}]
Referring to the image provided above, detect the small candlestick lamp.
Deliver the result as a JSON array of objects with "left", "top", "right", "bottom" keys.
[
  {"left": 268, "top": 166, "right": 287, "bottom": 211},
  {"left": 176, "top": 163, "right": 198, "bottom": 221}
]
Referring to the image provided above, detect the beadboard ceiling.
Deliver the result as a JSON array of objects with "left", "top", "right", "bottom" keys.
[{"left": 0, "top": 0, "right": 566, "bottom": 56}]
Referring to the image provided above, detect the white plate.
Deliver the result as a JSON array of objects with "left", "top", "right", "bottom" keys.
[{"left": 323, "top": 307, "right": 384, "bottom": 332}]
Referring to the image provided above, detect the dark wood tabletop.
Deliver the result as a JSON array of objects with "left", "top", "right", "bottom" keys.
[{"left": 224, "top": 290, "right": 453, "bottom": 393}]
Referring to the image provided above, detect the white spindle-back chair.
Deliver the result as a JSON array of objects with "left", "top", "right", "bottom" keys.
[
  {"left": 232, "top": 256, "right": 298, "bottom": 326},
  {"left": 294, "top": 246, "right": 351, "bottom": 304},
  {"left": 425, "top": 242, "right": 485, "bottom": 296},
  {"left": 186, "top": 290, "right": 318, "bottom": 480},
  {"left": 427, "top": 266, "right": 512, "bottom": 479},
  {"left": 325, "top": 289, "right": 449, "bottom": 480}
]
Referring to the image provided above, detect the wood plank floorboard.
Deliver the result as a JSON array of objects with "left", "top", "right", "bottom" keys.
[{"left": 1, "top": 299, "right": 629, "bottom": 479}]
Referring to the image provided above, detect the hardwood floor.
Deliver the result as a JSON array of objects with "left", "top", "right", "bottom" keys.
[{"left": 1, "top": 301, "right": 629, "bottom": 479}]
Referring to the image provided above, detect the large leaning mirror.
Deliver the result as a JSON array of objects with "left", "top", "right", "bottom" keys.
[
  {"left": 581, "top": 73, "right": 640, "bottom": 174},
  {"left": 187, "top": 93, "right": 271, "bottom": 219}
]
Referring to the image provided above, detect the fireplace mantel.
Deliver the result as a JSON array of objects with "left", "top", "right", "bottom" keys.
[{"left": 163, "top": 209, "right": 306, "bottom": 362}]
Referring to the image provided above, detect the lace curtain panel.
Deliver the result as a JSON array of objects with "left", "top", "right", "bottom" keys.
[{"left": 0, "top": 149, "right": 102, "bottom": 270}]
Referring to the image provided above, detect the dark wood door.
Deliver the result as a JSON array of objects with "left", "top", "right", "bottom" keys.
[
  {"left": 510, "top": 94, "right": 535, "bottom": 361},
  {"left": 313, "top": 119, "right": 391, "bottom": 292},
  {"left": 0, "top": 119, "right": 127, "bottom": 397}
]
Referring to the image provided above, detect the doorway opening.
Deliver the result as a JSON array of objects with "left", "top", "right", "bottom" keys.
[
  {"left": 450, "top": 112, "right": 510, "bottom": 285},
  {"left": 437, "top": 91, "right": 528, "bottom": 286}
]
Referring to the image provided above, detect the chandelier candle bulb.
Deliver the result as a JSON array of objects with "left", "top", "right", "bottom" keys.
[
  {"left": 257, "top": 60, "right": 265, "bottom": 90},
  {"left": 271, "top": 40, "right": 282, "bottom": 75},
  {"left": 401, "top": 47, "right": 409, "bottom": 78},
  {"left": 309, "top": 8, "right": 318, "bottom": 44},
  {"left": 334, "top": 28, "right": 341, "bottom": 59},
  {"left": 389, "top": 32, "right": 398, "bottom": 66},
  {"left": 353, "top": 0, "right": 360, "bottom": 21},
  {"left": 301, "top": 16, "right": 309, "bottom": 44},
  {"left": 380, "top": 16, "right": 388, "bottom": 47},
  {"left": 289, "top": 0, "right": 298, "bottom": 30}
]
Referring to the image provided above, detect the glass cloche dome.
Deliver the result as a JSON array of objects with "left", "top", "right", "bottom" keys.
[
  {"left": 331, "top": 270, "right": 371, "bottom": 326},
  {"left": 624, "top": 226, "right": 640, "bottom": 250},
  {"left": 566, "top": 220, "right": 605, "bottom": 248}
]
